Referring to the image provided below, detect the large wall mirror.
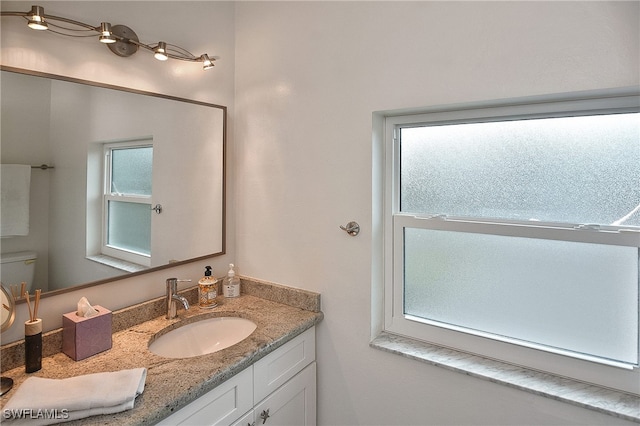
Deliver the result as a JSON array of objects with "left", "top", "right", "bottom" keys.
[{"left": 0, "top": 66, "right": 226, "bottom": 300}]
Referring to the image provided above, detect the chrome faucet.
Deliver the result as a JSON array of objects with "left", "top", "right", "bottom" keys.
[{"left": 166, "top": 278, "right": 191, "bottom": 319}]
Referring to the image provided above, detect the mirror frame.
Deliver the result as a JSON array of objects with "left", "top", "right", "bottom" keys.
[
  {"left": 1, "top": 65, "right": 226, "bottom": 302},
  {"left": 1, "top": 285, "right": 15, "bottom": 332}
]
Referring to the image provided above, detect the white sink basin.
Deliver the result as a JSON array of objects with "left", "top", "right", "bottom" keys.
[{"left": 149, "top": 317, "right": 257, "bottom": 358}]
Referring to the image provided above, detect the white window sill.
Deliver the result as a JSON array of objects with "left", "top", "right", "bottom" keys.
[
  {"left": 86, "top": 254, "right": 147, "bottom": 273},
  {"left": 370, "top": 332, "right": 640, "bottom": 423}
]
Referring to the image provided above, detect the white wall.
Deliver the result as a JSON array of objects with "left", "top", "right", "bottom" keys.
[
  {"left": 2, "top": 1, "right": 639, "bottom": 424},
  {"left": 234, "top": 2, "right": 639, "bottom": 425},
  {"left": 0, "top": 1, "right": 236, "bottom": 343}
]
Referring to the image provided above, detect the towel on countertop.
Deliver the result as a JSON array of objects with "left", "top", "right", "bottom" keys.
[
  {"left": 1, "top": 164, "right": 31, "bottom": 237},
  {"left": 2, "top": 368, "right": 147, "bottom": 425}
]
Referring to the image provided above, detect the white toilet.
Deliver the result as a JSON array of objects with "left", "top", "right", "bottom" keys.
[{"left": 0, "top": 251, "right": 37, "bottom": 293}]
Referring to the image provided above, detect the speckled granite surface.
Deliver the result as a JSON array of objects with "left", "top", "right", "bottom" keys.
[
  {"left": 240, "top": 276, "right": 321, "bottom": 312},
  {"left": 1, "top": 277, "right": 321, "bottom": 373},
  {"left": 0, "top": 280, "right": 322, "bottom": 425},
  {"left": 371, "top": 332, "right": 640, "bottom": 423}
]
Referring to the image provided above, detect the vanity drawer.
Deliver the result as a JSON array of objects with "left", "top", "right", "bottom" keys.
[{"left": 254, "top": 327, "right": 316, "bottom": 403}]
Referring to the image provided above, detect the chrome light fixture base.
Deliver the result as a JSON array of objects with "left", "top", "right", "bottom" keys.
[{"left": 106, "top": 25, "right": 139, "bottom": 57}]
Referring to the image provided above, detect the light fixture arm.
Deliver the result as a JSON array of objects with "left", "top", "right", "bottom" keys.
[{"left": 1, "top": 5, "right": 216, "bottom": 70}]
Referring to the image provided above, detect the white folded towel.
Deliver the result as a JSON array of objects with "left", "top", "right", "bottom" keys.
[
  {"left": 1, "top": 164, "right": 31, "bottom": 237},
  {"left": 2, "top": 368, "right": 147, "bottom": 425}
]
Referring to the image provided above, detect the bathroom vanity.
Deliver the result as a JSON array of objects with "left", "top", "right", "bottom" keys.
[
  {"left": 158, "top": 327, "right": 316, "bottom": 425},
  {"left": 0, "top": 279, "right": 322, "bottom": 425}
]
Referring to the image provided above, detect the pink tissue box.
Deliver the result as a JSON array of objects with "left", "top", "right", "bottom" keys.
[{"left": 62, "top": 305, "right": 112, "bottom": 361}]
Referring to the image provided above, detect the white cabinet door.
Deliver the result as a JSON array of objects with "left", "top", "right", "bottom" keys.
[
  {"left": 157, "top": 367, "right": 253, "bottom": 426},
  {"left": 254, "top": 327, "right": 316, "bottom": 403},
  {"left": 253, "top": 362, "right": 316, "bottom": 426}
]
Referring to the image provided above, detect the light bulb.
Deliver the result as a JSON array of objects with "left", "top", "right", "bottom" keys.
[
  {"left": 27, "top": 6, "right": 48, "bottom": 30},
  {"left": 99, "top": 22, "right": 116, "bottom": 44},
  {"left": 154, "top": 42, "right": 168, "bottom": 61},
  {"left": 201, "top": 54, "right": 215, "bottom": 70}
]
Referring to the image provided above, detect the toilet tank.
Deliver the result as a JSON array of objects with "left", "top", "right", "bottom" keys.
[{"left": 0, "top": 251, "right": 37, "bottom": 292}]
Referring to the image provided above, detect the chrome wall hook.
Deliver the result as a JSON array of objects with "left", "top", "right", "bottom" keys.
[
  {"left": 340, "top": 221, "right": 360, "bottom": 236},
  {"left": 151, "top": 204, "right": 162, "bottom": 214}
]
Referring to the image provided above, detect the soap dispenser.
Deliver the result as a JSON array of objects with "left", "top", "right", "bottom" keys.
[
  {"left": 198, "top": 266, "right": 218, "bottom": 308},
  {"left": 223, "top": 264, "right": 241, "bottom": 298}
]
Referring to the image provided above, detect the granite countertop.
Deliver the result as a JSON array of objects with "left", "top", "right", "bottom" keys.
[{"left": 0, "top": 289, "right": 323, "bottom": 425}]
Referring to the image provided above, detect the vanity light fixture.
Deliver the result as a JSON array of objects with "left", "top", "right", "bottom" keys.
[
  {"left": 154, "top": 42, "right": 169, "bottom": 61},
  {"left": 98, "top": 22, "right": 116, "bottom": 44},
  {"left": 1, "top": 5, "right": 216, "bottom": 70},
  {"left": 201, "top": 54, "right": 215, "bottom": 70},
  {"left": 26, "top": 5, "right": 47, "bottom": 30}
]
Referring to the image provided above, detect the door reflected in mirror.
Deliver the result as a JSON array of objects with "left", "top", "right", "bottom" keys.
[{"left": 0, "top": 67, "right": 226, "bottom": 298}]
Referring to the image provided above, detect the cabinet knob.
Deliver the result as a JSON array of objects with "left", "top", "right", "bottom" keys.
[{"left": 260, "top": 409, "right": 270, "bottom": 424}]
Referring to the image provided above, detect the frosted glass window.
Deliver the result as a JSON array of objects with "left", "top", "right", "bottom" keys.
[
  {"left": 386, "top": 92, "right": 640, "bottom": 390},
  {"left": 102, "top": 141, "right": 153, "bottom": 265},
  {"left": 400, "top": 113, "right": 640, "bottom": 226},
  {"left": 404, "top": 228, "right": 638, "bottom": 364},
  {"left": 110, "top": 146, "right": 153, "bottom": 196},
  {"left": 107, "top": 200, "right": 151, "bottom": 255}
]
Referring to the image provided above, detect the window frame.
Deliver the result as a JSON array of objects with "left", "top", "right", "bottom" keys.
[
  {"left": 101, "top": 141, "right": 153, "bottom": 267},
  {"left": 382, "top": 88, "right": 640, "bottom": 394}
]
